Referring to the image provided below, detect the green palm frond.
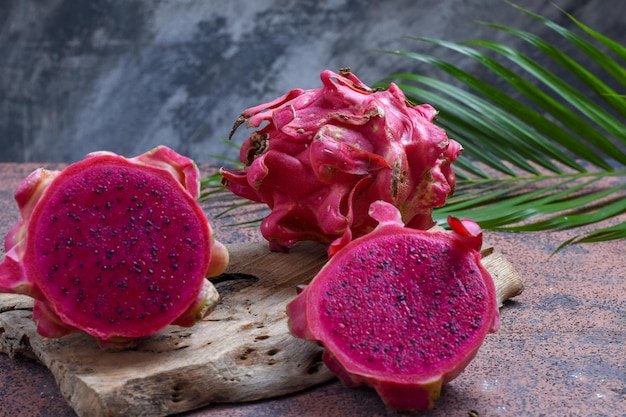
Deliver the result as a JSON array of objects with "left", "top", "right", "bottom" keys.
[{"left": 376, "top": 3, "right": 626, "bottom": 248}]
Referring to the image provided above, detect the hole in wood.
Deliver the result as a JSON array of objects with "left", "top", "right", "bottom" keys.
[
  {"left": 239, "top": 347, "right": 256, "bottom": 361},
  {"left": 171, "top": 384, "right": 184, "bottom": 403},
  {"left": 266, "top": 348, "right": 280, "bottom": 356},
  {"left": 306, "top": 351, "right": 324, "bottom": 375}
]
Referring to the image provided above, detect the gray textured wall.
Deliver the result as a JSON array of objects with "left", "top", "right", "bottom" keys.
[{"left": 1, "top": 0, "right": 624, "bottom": 163}]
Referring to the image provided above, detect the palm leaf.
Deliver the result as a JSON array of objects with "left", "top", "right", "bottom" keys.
[{"left": 376, "top": 3, "right": 626, "bottom": 249}]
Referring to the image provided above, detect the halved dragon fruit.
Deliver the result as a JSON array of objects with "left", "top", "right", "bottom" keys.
[
  {"left": 0, "top": 146, "right": 229, "bottom": 349},
  {"left": 221, "top": 68, "right": 461, "bottom": 254},
  {"left": 287, "top": 201, "right": 499, "bottom": 411}
]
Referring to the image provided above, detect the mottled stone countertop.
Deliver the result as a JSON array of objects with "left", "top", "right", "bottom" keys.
[{"left": 1, "top": 163, "right": 624, "bottom": 417}]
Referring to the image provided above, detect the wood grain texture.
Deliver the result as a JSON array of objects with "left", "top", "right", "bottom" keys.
[{"left": 0, "top": 240, "right": 523, "bottom": 417}]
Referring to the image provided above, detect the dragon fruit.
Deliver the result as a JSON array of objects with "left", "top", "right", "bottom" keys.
[
  {"left": 287, "top": 201, "right": 499, "bottom": 411},
  {"left": 0, "top": 146, "right": 229, "bottom": 349},
  {"left": 221, "top": 68, "right": 461, "bottom": 254}
]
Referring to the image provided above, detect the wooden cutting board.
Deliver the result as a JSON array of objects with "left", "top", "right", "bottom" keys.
[{"left": 0, "top": 240, "right": 523, "bottom": 417}]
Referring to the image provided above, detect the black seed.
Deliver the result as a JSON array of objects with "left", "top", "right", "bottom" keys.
[{"left": 377, "top": 260, "right": 391, "bottom": 270}]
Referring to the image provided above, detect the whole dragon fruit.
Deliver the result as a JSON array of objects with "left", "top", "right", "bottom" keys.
[
  {"left": 221, "top": 69, "right": 461, "bottom": 254},
  {"left": 0, "top": 146, "right": 229, "bottom": 349},
  {"left": 287, "top": 201, "right": 499, "bottom": 411}
]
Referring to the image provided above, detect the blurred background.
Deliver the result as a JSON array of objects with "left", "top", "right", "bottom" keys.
[{"left": 1, "top": 0, "right": 624, "bottom": 163}]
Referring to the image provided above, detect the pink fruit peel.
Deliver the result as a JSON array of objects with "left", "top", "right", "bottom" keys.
[
  {"left": 287, "top": 200, "right": 499, "bottom": 411},
  {"left": 221, "top": 69, "right": 461, "bottom": 255},
  {"left": 0, "top": 146, "right": 229, "bottom": 349}
]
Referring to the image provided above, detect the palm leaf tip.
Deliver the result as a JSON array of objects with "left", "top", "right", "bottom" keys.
[{"left": 380, "top": 2, "right": 626, "bottom": 248}]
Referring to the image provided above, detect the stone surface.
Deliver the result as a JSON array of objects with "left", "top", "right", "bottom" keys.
[
  {"left": 2, "top": 0, "right": 624, "bottom": 163},
  {"left": 1, "top": 163, "right": 625, "bottom": 417}
]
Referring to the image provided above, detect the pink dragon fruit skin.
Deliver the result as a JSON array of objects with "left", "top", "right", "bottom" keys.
[
  {"left": 0, "top": 146, "right": 229, "bottom": 349},
  {"left": 221, "top": 69, "right": 461, "bottom": 255},
  {"left": 287, "top": 201, "right": 499, "bottom": 411}
]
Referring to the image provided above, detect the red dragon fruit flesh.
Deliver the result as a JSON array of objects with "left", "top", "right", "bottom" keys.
[
  {"left": 0, "top": 146, "right": 229, "bottom": 349},
  {"left": 287, "top": 201, "right": 499, "bottom": 411},
  {"left": 221, "top": 68, "right": 461, "bottom": 255}
]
